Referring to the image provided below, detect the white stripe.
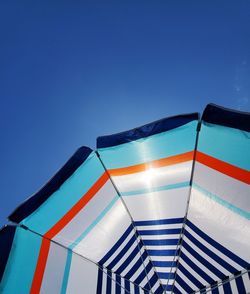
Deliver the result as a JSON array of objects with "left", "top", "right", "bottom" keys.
[
  {"left": 112, "top": 161, "right": 192, "bottom": 192},
  {"left": 122, "top": 187, "right": 190, "bottom": 221},
  {"left": 194, "top": 162, "right": 250, "bottom": 213}
]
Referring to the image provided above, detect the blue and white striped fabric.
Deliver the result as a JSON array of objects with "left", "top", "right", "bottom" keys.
[{"left": 96, "top": 218, "right": 250, "bottom": 294}]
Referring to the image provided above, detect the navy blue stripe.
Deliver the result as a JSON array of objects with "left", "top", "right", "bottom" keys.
[
  {"left": 134, "top": 218, "right": 184, "bottom": 226},
  {"left": 154, "top": 285, "right": 164, "bottom": 294},
  {"left": 107, "top": 234, "right": 138, "bottom": 269},
  {"left": 9, "top": 147, "right": 93, "bottom": 223},
  {"left": 134, "top": 284, "right": 140, "bottom": 294},
  {"left": 143, "top": 239, "right": 179, "bottom": 246},
  {"left": 178, "top": 263, "right": 204, "bottom": 289},
  {"left": 186, "top": 219, "right": 249, "bottom": 269},
  {"left": 211, "top": 281, "right": 219, "bottom": 294},
  {"left": 175, "top": 274, "right": 194, "bottom": 293},
  {"left": 138, "top": 228, "right": 181, "bottom": 236},
  {"left": 134, "top": 262, "right": 152, "bottom": 285},
  {"left": 125, "top": 251, "right": 147, "bottom": 279},
  {"left": 124, "top": 279, "right": 130, "bottom": 293},
  {"left": 106, "top": 269, "right": 112, "bottom": 293},
  {"left": 163, "top": 284, "right": 175, "bottom": 291},
  {"left": 152, "top": 260, "right": 177, "bottom": 268},
  {"left": 202, "top": 103, "right": 250, "bottom": 132},
  {"left": 235, "top": 275, "right": 246, "bottom": 294},
  {"left": 172, "top": 285, "right": 182, "bottom": 294},
  {"left": 158, "top": 272, "right": 175, "bottom": 279},
  {"left": 0, "top": 225, "right": 16, "bottom": 283},
  {"left": 99, "top": 224, "right": 133, "bottom": 265},
  {"left": 97, "top": 113, "right": 199, "bottom": 148},
  {"left": 96, "top": 268, "right": 103, "bottom": 294},
  {"left": 180, "top": 251, "right": 215, "bottom": 284},
  {"left": 184, "top": 230, "right": 237, "bottom": 273},
  {"left": 115, "top": 274, "right": 121, "bottom": 294},
  {"left": 147, "top": 249, "right": 177, "bottom": 256},
  {"left": 116, "top": 240, "right": 143, "bottom": 274},
  {"left": 182, "top": 240, "right": 226, "bottom": 279},
  {"left": 222, "top": 278, "right": 232, "bottom": 294},
  {"left": 145, "top": 273, "right": 159, "bottom": 290}
]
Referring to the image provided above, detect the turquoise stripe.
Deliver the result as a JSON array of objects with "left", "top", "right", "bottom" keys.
[
  {"left": 0, "top": 227, "right": 42, "bottom": 293},
  {"left": 60, "top": 250, "right": 72, "bottom": 294},
  {"left": 61, "top": 194, "right": 120, "bottom": 292},
  {"left": 193, "top": 183, "right": 250, "bottom": 220},
  {"left": 98, "top": 121, "right": 197, "bottom": 169},
  {"left": 22, "top": 152, "right": 105, "bottom": 235},
  {"left": 121, "top": 181, "right": 190, "bottom": 197},
  {"left": 198, "top": 123, "right": 250, "bottom": 170}
]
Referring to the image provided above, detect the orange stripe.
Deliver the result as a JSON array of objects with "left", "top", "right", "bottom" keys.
[
  {"left": 30, "top": 172, "right": 109, "bottom": 293},
  {"left": 196, "top": 151, "right": 250, "bottom": 184},
  {"left": 108, "top": 151, "right": 194, "bottom": 176},
  {"left": 30, "top": 238, "right": 51, "bottom": 294}
]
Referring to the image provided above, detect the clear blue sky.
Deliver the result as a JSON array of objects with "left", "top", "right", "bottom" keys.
[{"left": 0, "top": 1, "right": 249, "bottom": 226}]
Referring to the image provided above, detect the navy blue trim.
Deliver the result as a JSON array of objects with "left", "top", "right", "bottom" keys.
[
  {"left": 96, "top": 267, "right": 103, "bottom": 294},
  {"left": 0, "top": 225, "right": 16, "bottom": 283},
  {"left": 8, "top": 146, "right": 93, "bottom": 223},
  {"left": 97, "top": 113, "right": 199, "bottom": 148},
  {"left": 202, "top": 103, "right": 250, "bottom": 132}
]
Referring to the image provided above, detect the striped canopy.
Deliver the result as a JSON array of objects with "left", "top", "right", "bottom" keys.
[{"left": 0, "top": 104, "right": 249, "bottom": 294}]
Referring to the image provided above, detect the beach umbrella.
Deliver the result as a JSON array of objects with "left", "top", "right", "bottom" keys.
[{"left": 0, "top": 104, "right": 249, "bottom": 294}]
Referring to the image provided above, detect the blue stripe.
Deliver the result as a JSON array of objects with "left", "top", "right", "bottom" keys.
[
  {"left": 134, "top": 218, "right": 183, "bottom": 226},
  {"left": 182, "top": 240, "right": 226, "bottom": 279},
  {"left": 193, "top": 183, "right": 250, "bottom": 220},
  {"left": 60, "top": 250, "right": 72, "bottom": 294},
  {"left": 138, "top": 228, "right": 181, "bottom": 236},
  {"left": 124, "top": 279, "right": 130, "bottom": 293},
  {"left": 115, "top": 274, "right": 121, "bottom": 294},
  {"left": 211, "top": 283, "right": 219, "bottom": 294},
  {"left": 144, "top": 238, "right": 179, "bottom": 246},
  {"left": 235, "top": 275, "right": 246, "bottom": 294},
  {"left": 186, "top": 219, "right": 249, "bottom": 268},
  {"left": 184, "top": 230, "right": 237, "bottom": 273},
  {"left": 106, "top": 269, "right": 112, "bottom": 293},
  {"left": 154, "top": 285, "right": 164, "bottom": 294},
  {"left": 222, "top": 278, "right": 232, "bottom": 294},
  {"left": 172, "top": 285, "right": 182, "bottom": 294},
  {"left": 134, "top": 284, "right": 140, "bottom": 294},
  {"left": 96, "top": 268, "right": 103, "bottom": 294},
  {"left": 158, "top": 272, "right": 175, "bottom": 279},
  {"left": 147, "top": 249, "right": 177, "bottom": 256},
  {"left": 121, "top": 181, "right": 189, "bottom": 197},
  {"left": 99, "top": 224, "right": 133, "bottom": 265},
  {"left": 152, "top": 260, "right": 177, "bottom": 268}
]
